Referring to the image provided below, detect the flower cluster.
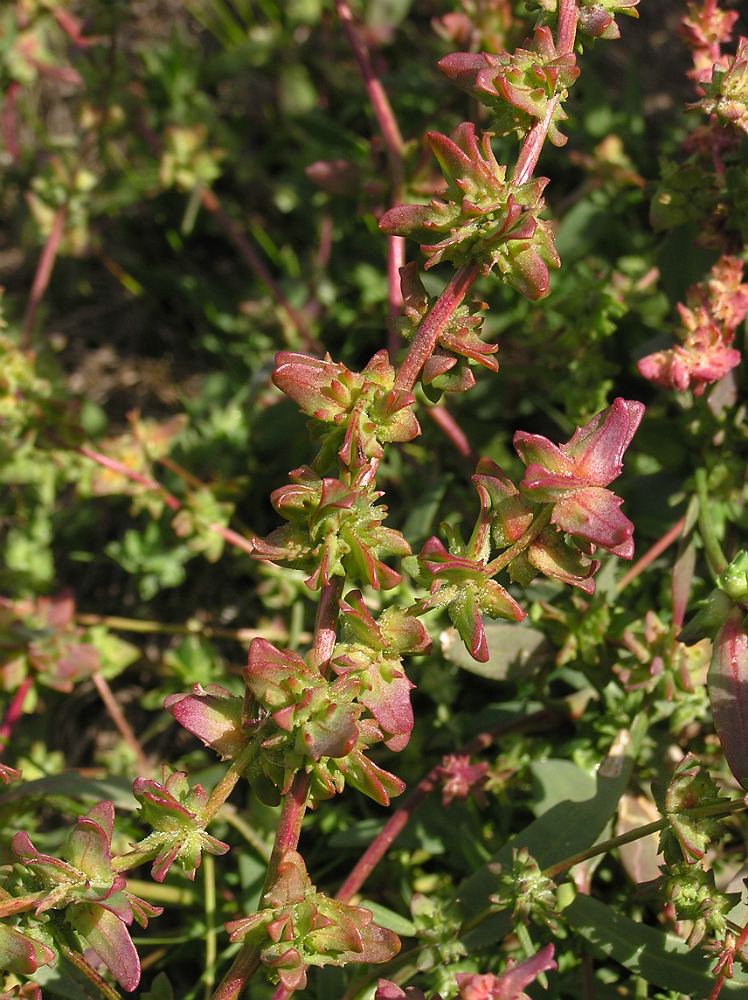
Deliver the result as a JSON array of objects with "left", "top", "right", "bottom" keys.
[
  {"left": 226, "top": 850, "right": 399, "bottom": 991},
  {"left": 166, "top": 622, "right": 420, "bottom": 807},
  {"left": 437, "top": 753, "right": 489, "bottom": 806},
  {"left": 132, "top": 768, "right": 229, "bottom": 882},
  {"left": 251, "top": 465, "right": 410, "bottom": 592},
  {"left": 272, "top": 350, "right": 420, "bottom": 471},
  {"left": 414, "top": 399, "right": 642, "bottom": 661},
  {"left": 379, "top": 123, "right": 559, "bottom": 299},
  {"left": 637, "top": 255, "right": 748, "bottom": 396},
  {"left": 375, "top": 943, "right": 556, "bottom": 1000},
  {"left": 691, "top": 35, "right": 748, "bottom": 131},
  {"left": 513, "top": 397, "right": 644, "bottom": 559},
  {"left": 679, "top": 1, "right": 740, "bottom": 84},
  {"left": 9, "top": 802, "right": 161, "bottom": 992},
  {"left": 439, "top": 27, "right": 579, "bottom": 146}
]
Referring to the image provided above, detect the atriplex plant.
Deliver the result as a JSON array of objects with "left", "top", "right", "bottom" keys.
[{"left": 4, "top": 0, "right": 748, "bottom": 998}]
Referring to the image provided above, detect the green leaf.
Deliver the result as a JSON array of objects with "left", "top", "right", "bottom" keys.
[
  {"left": 565, "top": 894, "right": 748, "bottom": 994},
  {"left": 456, "top": 716, "right": 646, "bottom": 947},
  {"left": 358, "top": 900, "right": 417, "bottom": 937},
  {"left": 441, "top": 620, "right": 550, "bottom": 681}
]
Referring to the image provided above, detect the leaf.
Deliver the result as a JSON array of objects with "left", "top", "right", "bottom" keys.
[
  {"left": 358, "top": 900, "right": 417, "bottom": 937},
  {"left": 565, "top": 894, "right": 748, "bottom": 994},
  {"left": 0, "top": 772, "right": 137, "bottom": 810},
  {"left": 530, "top": 759, "right": 596, "bottom": 816},
  {"left": 456, "top": 718, "right": 646, "bottom": 947},
  {"left": 440, "top": 620, "right": 550, "bottom": 681}
]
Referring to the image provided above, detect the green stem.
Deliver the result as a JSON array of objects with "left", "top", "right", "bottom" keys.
[
  {"left": 0, "top": 891, "right": 48, "bottom": 919},
  {"left": 543, "top": 797, "right": 747, "bottom": 880},
  {"left": 203, "top": 853, "right": 218, "bottom": 1000},
  {"left": 542, "top": 818, "right": 668, "bottom": 880},
  {"left": 695, "top": 467, "right": 728, "bottom": 578},
  {"left": 203, "top": 741, "right": 258, "bottom": 823},
  {"left": 461, "top": 797, "right": 748, "bottom": 935},
  {"left": 485, "top": 507, "right": 553, "bottom": 576}
]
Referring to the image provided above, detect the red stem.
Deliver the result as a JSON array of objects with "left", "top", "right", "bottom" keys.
[
  {"left": 77, "top": 446, "right": 181, "bottom": 510},
  {"left": 395, "top": 262, "right": 481, "bottom": 392},
  {"left": 0, "top": 675, "right": 34, "bottom": 744},
  {"left": 77, "top": 447, "right": 255, "bottom": 555},
  {"left": 556, "top": 0, "right": 579, "bottom": 57},
  {"left": 335, "top": 708, "right": 562, "bottom": 903},
  {"left": 332, "top": 0, "right": 406, "bottom": 345},
  {"left": 21, "top": 202, "right": 67, "bottom": 349},
  {"left": 616, "top": 515, "right": 687, "bottom": 593},
  {"left": 427, "top": 405, "right": 479, "bottom": 464},
  {"left": 91, "top": 672, "right": 151, "bottom": 775},
  {"left": 333, "top": 0, "right": 405, "bottom": 168},
  {"left": 211, "top": 578, "right": 344, "bottom": 1000}
]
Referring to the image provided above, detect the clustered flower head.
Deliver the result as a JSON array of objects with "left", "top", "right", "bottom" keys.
[
  {"left": 379, "top": 123, "right": 560, "bottom": 300},
  {"left": 513, "top": 397, "right": 644, "bottom": 559},
  {"left": 375, "top": 943, "right": 556, "bottom": 1000},
  {"left": 226, "top": 850, "right": 400, "bottom": 992},
  {"left": 439, "top": 28, "right": 579, "bottom": 146},
  {"left": 438, "top": 753, "right": 489, "bottom": 806},
  {"left": 416, "top": 398, "right": 642, "bottom": 662},
  {"left": 679, "top": 0, "right": 740, "bottom": 85},
  {"left": 637, "top": 255, "right": 748, "bottom": 396}
]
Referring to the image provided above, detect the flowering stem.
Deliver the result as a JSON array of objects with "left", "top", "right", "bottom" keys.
[
  {"left": 485, "top": 507, "right": 553, "bottom": 576},
  {"left": 77, "top": 446, "right": 181, "bottom": 510},
  {"left": 77, "top": 447, "right": 256, "bottom": 555},
  {"left": 556, "top": 0, "right": 579, "bottom": 57},
  {"left": 0, "top": 674, "right": 33, "bottom": 744},
  {"left": 59, "top": 944, "right": 122, "bottom": 1000},
  {"left": 395, "top": 262, "right": 481, "bottom": 392},
  {"left": 333, "top": 0, "right": 405, "bottom": 168},
  {"left": 75, "top": 612, "right": 307, "bottom": 646},
  {"left": 541, "top": 818, "right": 668, "bottom": 880},
  {"left": 202, "top": 741, "right": 258, "bottom": 824},
  {"left": 615, "top": 515, "right": 687, "bottom": 593},
  {"left": 200, "top": 188, "right": 321, "bottom": 354},
  {"left": 332, "top": 0, "right": 407, "bottom": 335},
  {"left": 210, "top": 578, "right": 344, "bottom": 1000},
  {"left": 427, "top": 405, "right": 479, "bottom": 464}
]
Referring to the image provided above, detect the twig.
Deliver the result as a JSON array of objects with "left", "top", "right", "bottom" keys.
[
  {"left": 91, "top": 671, "right": 151, "bottom": 775},
  {"left": 333, "top": 0, "right": 405, "bottom": 168},
  {"left": 210, "top": 578, "right": 345, "bottom": 1000},
  {"left": 615, "top": 515, "right": 687, "bottom": 593},
  {"left": 21, "top": 203, "right": 67, "bottom": 349},
  {"left": 395, "top": 262, "right": 482, "bottom": 392},
  {"left": 75, "top": 611, "right": 310, "bottom": 645},
  {"left": 335, "top": 708, "right": 562, "bottom": 904},
  {"left": 427, "top": 405, "right": 479, "bottom": 464},
  {"left": 77, "top": 447, "right": 255, "bottom": 556},
  {"left": 0, "top": 675, "right": 34, "bottom": 745}
]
